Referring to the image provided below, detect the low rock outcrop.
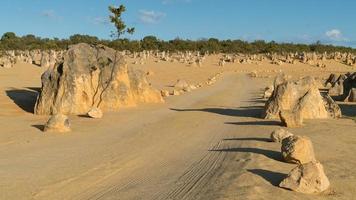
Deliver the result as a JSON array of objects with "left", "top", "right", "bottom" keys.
[
  {"left": 280, "top": 161, "right": 330, "bottom": 194},
  {"left": 174, "top": 79, "right": 189, "bottom": 89},
  {"left": 161, "top": 90, "right": 170, "bottom": 97},
  {"left": 263, "top": 85, "right": 274, "bottom": 99},
  {"left": 281, "top": 135, "right": 316, "bottom": 164},
  {"left": 0, "top": 56, "right": 15, "bottom": 68},
  {"left": 322, "top": 93, "right": 342, "bottom": 118},
  {"left": 270, "top": 128, "right": 293, "bottom": 143},
  {"left": 87, "top": 108, "right": 103, "bottom": 119},
  {"left": 35, "top": 43, "right": 163, "bottom": 115},
  {"left": 44, "top": 114, "right": 71, "bottom": 132},
  {"left": 263, "top": 77, "right": 341, "bottom": 122},
  {"left": 326, "top": 72, "right": 356, "bottom": 102}
]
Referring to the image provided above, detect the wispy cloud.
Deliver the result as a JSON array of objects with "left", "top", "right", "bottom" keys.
[
  {"left": 325, "top": 29, "right": 348, "bottom": 42},
  {"left": 139, "top": 10, "right": 166, "bottom": 24},
  {"left": 290, "top": 30, "right": 355, "bottom": 47}
]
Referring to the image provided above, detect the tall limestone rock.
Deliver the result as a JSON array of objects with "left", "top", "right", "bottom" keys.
[
  {"left": 35, "top": 43, "right": 163, "bottom": 115},
  {"left": 263, "top": 76, "right": 341, "bottom": 120}
]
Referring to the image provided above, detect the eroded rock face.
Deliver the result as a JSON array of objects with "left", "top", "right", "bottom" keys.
[
  {"left": 279, "top": 110, "right": 303, "bottom": 128},
  {"left": 40, "top": 51, "right": 50, "bottom": 68},
  {"left": 325, "top": 73, "right": 338, "bottom": 87},
  {"left": 273, "top": 73, "right": 290, "bottom": 88},
  {"left": 171, "top": 89, "right": 181, "bottom": 96},
  {"left": 270, "top": 128, "right": 293, "bottom": 143},
  {"left": 0, "top": 56, "right": 15, "bottom": 68},
  {"left": 326, "top": 72, "right": 356, "bottom": 102},
  {"left": 322, "top": 94, "right": 342, "bottom": 118},
  {"left": 249, "top": 71, "right": 258, "bottom": 78},
  {"left": 160, "top": 90, "right": 170, "bottom": 97},
  {"left": 87, "top": 108, "right": 103, "bottom": 119},
  {"left": 263, "top": 77, "right": 340, "bottom": 120},
  {"left": 44, "top": 114, "right": 71, "bottom": 132},
  {"left": 281, "top": 135, "right": 316, "bottom": 164},
  {"left": 263, "top": 85, "right": 274, "bottom": 99},
  {"left": 343, "top": 73, "right": 356, "bottom": 102},
  {"left": 35, "top": 43, "right": 163, "bottom": 115},
  {"left": 280, "top": 161, "right": 330, "bottom": 194},
  {"left": 174, "top": 79, "right": 189, "bottom": 89},
  {"left": 294, "top": 87, "right": 329, "bottom": 119}
]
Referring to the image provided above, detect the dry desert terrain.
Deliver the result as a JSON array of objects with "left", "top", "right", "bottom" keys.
[{"left": 0, "top": 55, "right": 355, "bottom": 200}]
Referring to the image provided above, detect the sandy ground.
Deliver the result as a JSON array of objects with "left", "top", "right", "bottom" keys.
[{"left": 0, "top": 56, "right": 355, "bottom": 200}]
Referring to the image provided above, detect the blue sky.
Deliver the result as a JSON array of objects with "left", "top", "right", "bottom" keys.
[{"left": 0, "top": 0, "right": 355, "bottom": 47}]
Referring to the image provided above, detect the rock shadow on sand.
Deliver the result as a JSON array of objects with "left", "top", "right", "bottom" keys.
[
  {"left": 223, "top": 137, "right": 271, "bottom": 142},
  {"left": 31, "top": 125, "right": 45, "bottom": 131},
  {"left": 338, "top": 103, "right": 356, "bottom": 118},
  {"left": 6, "top": 88, "right": 39, "bottom": 113},
  {"left": 247, "top": 169, "right": 286, "bottom": 186},
  {"left": 170, "top": 107, "right": 263, "bottom": 118},
  {"left": 225, "top": 121, "right": 281, "bottom": 126},
  {"left": 211, "top": 147, "right": 283, "bottom": 162}
]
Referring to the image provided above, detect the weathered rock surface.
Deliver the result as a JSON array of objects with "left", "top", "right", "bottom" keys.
[
  {"left": 0, "top": 56, "right": 15, "bottom": 68},
  {"left": 44, "top": 114, "right": 71, "bottom": 132},
  {"left": 322, "top": 93, "right": 342, "bottom": 118},
  {"left": 273, "top": 73, "right": 290, "bottom": 88},
  {"left": 279, "top": 110, "right": 303, "bottom": 128},
  {"left": 161, "top": 90, "right": 170, "bottom": 97},
  {"left": 87, "top": 108, "right": 103, "bottom": 119},
  {"left": 270, "top": 128, "right": 293, "bottom": 143},
  {"left": 174, "top": 79, "right": 189, "bottom": 89},
  {"left": 280, "top": 161, "right": 330, "bottom": 194},
  {"left": 249, "top": 71, "right": 258, "bottom": 78},
  {"left": 281, "top": 135, "right": 316, "bottom": 164},
  {"left": 325, "top": 73, "right": 338, "bottom": 87},
  {"left": 171, "top": 89, "right": 181, "bottom": 96},
  {"left": 326, "top": 72, "right": 356, "bottom": 102},
  {"left": 35, "top": 43, "right": 163, "bottom": 115},
  {"left": 294, "top": 87, "right": 329, "bottom": 119},
  {"left": 189, "top": 85, "right": 197, "bottom": 90},
  {"left": 263, "top": 85, "right": 274, "bottom": 99},
  {"left": 263, "top": 76, "right": 341, "bottom": 120}
]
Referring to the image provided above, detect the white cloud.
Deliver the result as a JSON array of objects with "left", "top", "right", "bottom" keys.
[
  {"left": 325, "top": 29, "right": 347, "bottom": 41},
  {"left": 139, "top": 10, "right": 166, "bottom": 24}
]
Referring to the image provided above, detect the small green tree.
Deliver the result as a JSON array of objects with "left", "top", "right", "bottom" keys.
[
  {"left": 94, "top": 3, "right": 136, "bottom": 108},
  {"left": 109, "top": 4, "right": 135, "bottom": 39}
]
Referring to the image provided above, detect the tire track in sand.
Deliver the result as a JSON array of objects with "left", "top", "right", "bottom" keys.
[{"left": 155, "top": 140, "right": 229, "bottom": 200}]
